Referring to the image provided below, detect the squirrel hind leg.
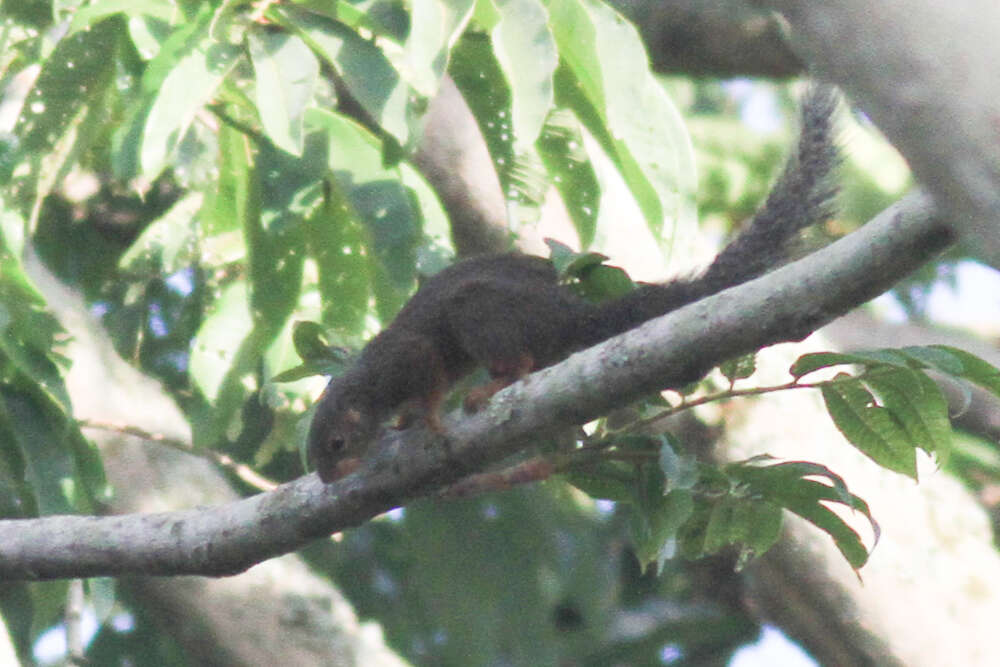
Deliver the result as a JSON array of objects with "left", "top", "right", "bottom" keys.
[
  {"left": 394, "top": 397, "right": 448, "bottom": 432},
  {"left": 421, "top": 383, "right": 448, "bottom": 433},
  {"left": 393, "top": 362, "right": 450, "bottom": 433},
  {"left": 463, "top": 353, "right": 534, "bottom": 413}
]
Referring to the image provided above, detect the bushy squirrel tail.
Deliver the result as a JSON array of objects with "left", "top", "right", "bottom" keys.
[
  {"left": 581, "top": 85, "right": 841, "bottom": 344},
  {"left": 698, "top": 85, "right": 840, "bottom": 294}
]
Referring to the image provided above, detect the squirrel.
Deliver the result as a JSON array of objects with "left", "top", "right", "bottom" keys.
[{"left": 307, "top": 86, "right": 840, "bottom": 483}]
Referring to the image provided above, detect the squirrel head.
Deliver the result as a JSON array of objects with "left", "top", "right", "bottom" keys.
[{"left": 307, "top": 382, "right": 378, "bottom": 483}]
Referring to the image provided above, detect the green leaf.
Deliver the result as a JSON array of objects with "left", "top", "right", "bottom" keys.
[
  {"left": 790, "top": 350, "right": 910, "bottom": 378},
  {"left": 563, "top": 252, "right": 611, "bottom": 279},
  {"left": 199, "top": 139, "right": 245, "bottom": 240},
  {"left": 271, "top": 364, "right": 320, "bottom": 384},
  {"left": 248, "top": 151, "right": 306, "bottom": 333},
  {"left": 303, "top": 177, "right": 370, "bottom": 334},
  {"left": 0, "top": 414, "right": 32, "bottom": 518},
  {"left": 448, "top": 28, "right": 558, "bottom": 226},
  {"left": 547, "top": 0, "right": 696, "bottom": 242},
  {"left": 794, "top": 352, "right": 954, "bottom": 469},
  {"left": 575, "top": 264, "right": 635, "bottom": 302},
  {"left": 306, "top": 108, "right": 422, "bottom": 320},
  {"left": 821, "top": 376, "right": 918, "bottom": 479},
  {"left": 544, "top": 238, "right": 582, "bottom": 275},
  {"left": 898, "top": 345, "right": 966, "bottom": 375},
  {"left": 273, "top": 5, "right": 414, "bottom": 144},
  {"left": 193, "top": 325, "right": 272, "bottom": 448},
  {"left": 536, "top": 109, "right": 600, "bottom": 247},
  {"left": 67, "top": 424, "right": 109, "bottom": 512},
  {"left": 729, "top": 460, "right": 877, "bottom": 570},
  {"left": 140, "top": 18, "right": 243, "bottom": 177},
  {"left": 0, "top": 230, "right": 72, "bottom": 411},
  {"left": 564, "top": 469, "right": 633, "bottom": 503},
  {"left": 15, "top": 18, "right": 119, "bottom": 157},
  {"left": 303, "top": 106, "right": 450, "bottom": 325},
  {"left": 630, "top": 489, "right": 694, "bottom": 573},
  {"left": 543, "top": 239, "right": 607, "bottom": 279},
  {"left": 949, "top": 431, "right": 1000, "bottom": 476},
  {"left": 702, "top": 497, "right": 739, "bottom": 555},
  {"left": 247, "top": 29, "right": 318, "bottom": 156},
  {"left": 492, "top": 0, "right": 556, "bottom": 153},
  {"left": 292, "top": 0, "right": 408, "bottom": 38},
  {"left": 67, "top": 0, "right": 179, "bottom": 36},
  {"left": 863, "top": 367, "right": 951, "bottom": 463},
  {"left": 189, "top": 281, "right": 253, "bottom": 404},
  {"left": 782, "top": 482, "right": 871, "bottom": 569},
  {"left": 10, "top": 21, "right": 120, "bottom": 217},
  {"left": 926, "top": 345, "right": 1000, "bottom": 397},
  {"left": 0, "top": 311, "right": 69, "bottom": 410},
  {"left": 719, "top": 353, "right": 757, "bottom": 384},
  {"left": 272, "top": 346, "right": 352, "bottom": 383},
  {"left": 0, "top": 581, "right": 34, "bottom": 664},
  {"left": 702, "top": 497, "right": 782, "bottom": 560},
  {"left": 0, "top": 210, "right": 25, "bottom": 259},
  {"left": 449, "top": 33, "right": 515, "bottom": 198},
  {"left": 404, "top": 0, "right": 476, "bottom": 96},
  {"left": 729, "top": 460, "right": 857, "bottom": 510},
  {"left": 1, "top": 0, "right": 53, "bottom": 29},
  {"left": 791, "top": 347, "right": 997, "bottom": 463},
  {"left": 118, "top": 193, "right": 202, "bottom": 273},
  {"left": 191, "top": 126, "right": 306, "bottom": 443},
  {"left": 657, "top": 437, "right": 698, "bottom": 491},
  {"left": 354, "top": 180, "right": 421, "bottom": 319},
  {"left": 736, "top": 500, "right": 783, "bottom": 563},
  {"left": 291, "top": 321, "right": 331, "bottom": 363},
  {"left": 263, "top": 316, "right": 309, "bottom": 393},
  {"left": 0, "top": 387, "right": 76, "bottom": 516},
  {"left": 111, "top": 11, "right": 210, "bottom": 179}
]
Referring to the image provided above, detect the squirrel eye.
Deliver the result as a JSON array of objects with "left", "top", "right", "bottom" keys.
[{"left": 329, "top": 437, "right": 345, "bottom": 452}]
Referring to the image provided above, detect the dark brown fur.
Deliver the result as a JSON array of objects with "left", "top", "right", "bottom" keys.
[{"left": 307, "top": 87, "right": 840, "bottom": 482}]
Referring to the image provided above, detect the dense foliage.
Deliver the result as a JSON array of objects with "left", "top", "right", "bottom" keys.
[{"left": 2, "top": 0, "right": 998, "bottom": 665}]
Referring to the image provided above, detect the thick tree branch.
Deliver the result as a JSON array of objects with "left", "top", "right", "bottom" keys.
[
  {"left": 610, "top": 0, "right": 805, "bottom": 77},
  {"left": 0, "top": 193, "right": 952, "bottom": 580},
  {"left": 412, "top": 75, "right": 512, "bottom": 257},
  {"left": 758, "top": 0, "right": 1000, "bottom": 264},
  {"left": 24, "top": 249, "right": 408, "bottom": 664}
]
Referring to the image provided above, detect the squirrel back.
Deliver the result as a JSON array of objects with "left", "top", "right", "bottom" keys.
[{"left": 307, "top": 86, "right": 840, "bottom": 482}]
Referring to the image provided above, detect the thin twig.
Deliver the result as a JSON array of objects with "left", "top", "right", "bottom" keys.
[
  {"left": 66, "top": 579, "right": 85, "bottom": 665},
  {"left": 438, "top": 444, "right": 659, "bottom": 498},
  {"left": 79, "top": 420, "right": 278, "bottom": 492},
  {"left": 625, "top": 378, "right": 833, "bottom": 433}
]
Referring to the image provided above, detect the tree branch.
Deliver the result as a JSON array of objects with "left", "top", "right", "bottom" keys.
[
  {"left": 24, "top": 248, "right": 409, "bottom": 663},
  {"left": 412, "top": 75, "right": 512, "bottom": 257},
  {"left": 0, "top": 192, "right": 952, "bottom": 580},
  {"left": 759, "top": 0, "right": 1000, "bottom": 265},
  {"left": 79, "top": 420, "right": 279, "bottom": 492},
  {"left": 610, "top": 0, "right": 806, "bottom": 77}
]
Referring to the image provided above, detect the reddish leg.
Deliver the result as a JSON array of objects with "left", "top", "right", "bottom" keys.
[
  {"left": 421, "top": 382, "right": 448, "bottom": 433},
  {"left": 463, "top": 353, "right": 535, "bottom": 413},
  {"left": 393, "top": 352, "right": 449, "bottom": 433}
]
